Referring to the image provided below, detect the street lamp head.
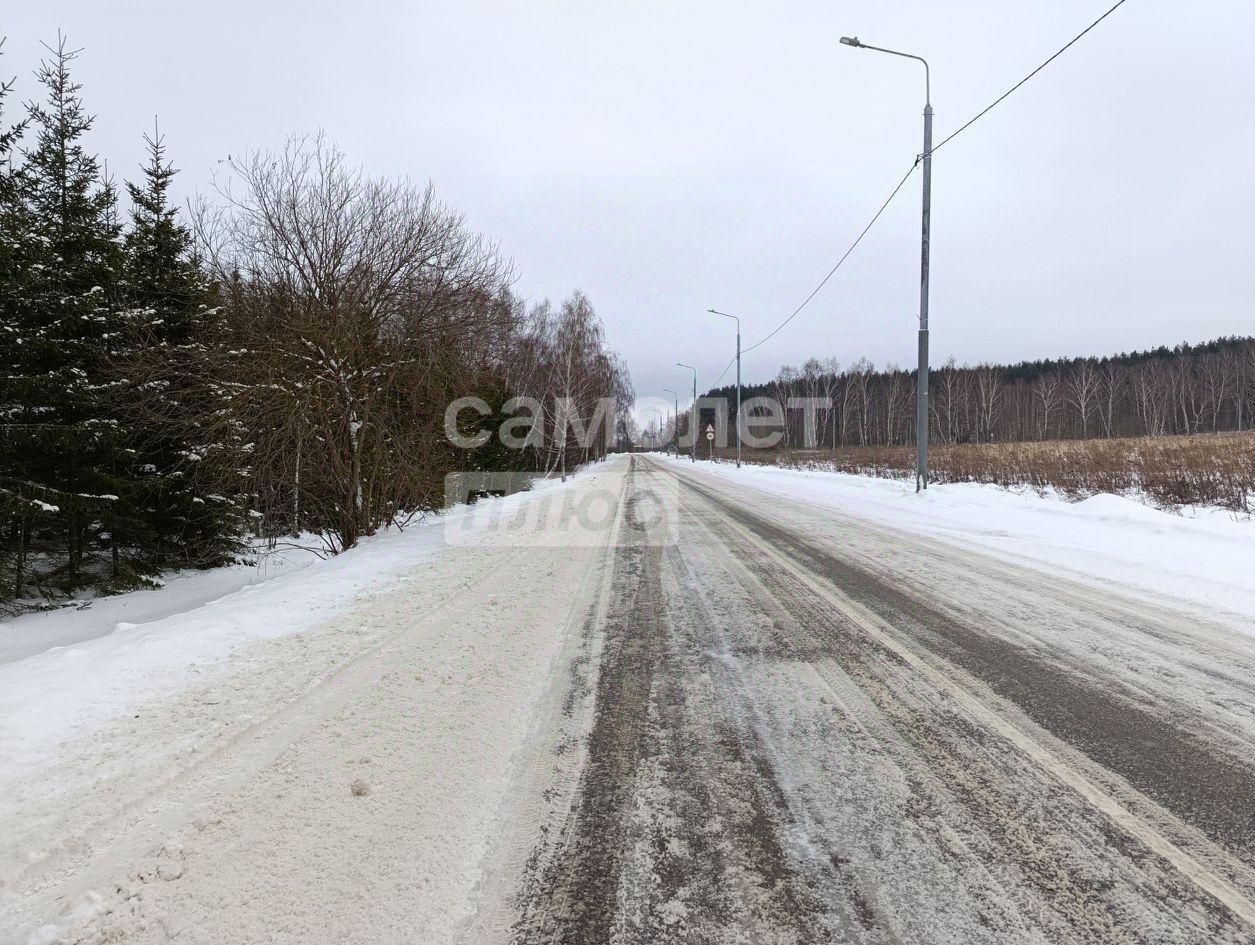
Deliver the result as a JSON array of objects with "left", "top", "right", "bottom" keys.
[{"left": 839, "top": 36, "right": 862, "bottom": 47}]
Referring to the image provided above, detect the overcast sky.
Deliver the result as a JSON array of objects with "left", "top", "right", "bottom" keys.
[{"left": 5, "top": 1, "right": 1254, "bottom": 416}]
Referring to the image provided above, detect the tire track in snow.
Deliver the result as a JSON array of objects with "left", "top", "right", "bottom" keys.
[
  {"left": 655, "top": 457, "right": 1255, "bottom": 939},
  {"left": 512, "top": 458, "right": 836, "bottom": 944}
]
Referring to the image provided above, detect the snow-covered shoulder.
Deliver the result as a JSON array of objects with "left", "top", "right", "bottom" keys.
[
  {"left": 660, "top": 455, "right": 1255, "bottom": 634},
  {"left": 0, "top": 467, "right": 600, "bottom": 777}
]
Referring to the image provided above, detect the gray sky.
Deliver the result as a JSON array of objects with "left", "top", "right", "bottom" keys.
[{"left": 5, "top": 1, "right": 1254, "bottom": 417}]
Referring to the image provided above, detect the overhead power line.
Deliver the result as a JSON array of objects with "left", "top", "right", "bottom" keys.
[
  {"left": 710, "top": 352, "right": 737, "bottom": 392},
  {"left": 742, "top": 160, "right": 919, "bottom": 356},
  {"left": 933, "top": 0, "right": 1130, "bottom": 155},
  {"left": 708, "top": 160, "right": 920, "bottom": 389},
  {"left": 707, "top": 0, "right": 1132, "bottom": 390}
]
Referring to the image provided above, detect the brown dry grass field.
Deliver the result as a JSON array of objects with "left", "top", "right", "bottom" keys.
[{"left": 707, "top": 431, "right": 1255, "bottom": 513}]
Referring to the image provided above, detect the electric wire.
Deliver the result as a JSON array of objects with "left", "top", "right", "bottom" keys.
[
  {"left": 742, "top": 160, "right": 918, "bottom": 357},
  {"left": 707, "top": 159, "right": 920, "bottom": 390},
  {"left": 706, "top": 0, "right": 1132, "bottom": 391},
  {"left": 931, "top": 0, "right": 1130, "bottom": 156}
]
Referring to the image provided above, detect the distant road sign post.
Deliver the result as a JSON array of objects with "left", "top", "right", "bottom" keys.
[{"left": 705, "top": 424, "right": 714, "bottom": 461}]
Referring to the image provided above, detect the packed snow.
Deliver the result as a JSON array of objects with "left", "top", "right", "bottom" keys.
[
  {"left": 0, "top": 465, "right": 613, "bottom": 944},
  {"left": 0, "top": 474, "right": 576, "bottom": 778}
]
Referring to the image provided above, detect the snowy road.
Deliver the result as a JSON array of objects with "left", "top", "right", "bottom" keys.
[
  {"left": 5, "top": 455, "right": 1255, "bottom": 944},
  {"left": 500, "top": 456, "right": 1255, "bottom": 945}
]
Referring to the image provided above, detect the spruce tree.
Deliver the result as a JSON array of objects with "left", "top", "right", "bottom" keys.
[
  {"left": 0, "top": 40, "right": 24, "bottom": 185},
  {"left": 116, "top": 124, "right": 245, "bottom": 569},
  {"left": 0, "top": 37, "right": 34, "bottom": 599},
  {"left": 0, "top": 36, "right": 126, "bottom": 595}
]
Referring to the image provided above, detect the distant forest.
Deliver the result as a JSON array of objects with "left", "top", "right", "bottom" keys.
[{"left": 701, "top": 336, "right": 1255, "bottom": 448}]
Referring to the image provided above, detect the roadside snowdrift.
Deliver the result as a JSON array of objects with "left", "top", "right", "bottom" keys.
[{"left": 0, "top": 541, "right": 338, "bottom": 666}]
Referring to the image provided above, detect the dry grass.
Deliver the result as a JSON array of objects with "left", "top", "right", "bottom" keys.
[{"left": 712, "top": 432, "right": 1255, "bottom": 513}]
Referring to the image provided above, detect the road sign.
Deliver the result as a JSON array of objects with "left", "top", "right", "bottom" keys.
[{"left": 705, "top": 425, "right": 714, "bottom": 441}]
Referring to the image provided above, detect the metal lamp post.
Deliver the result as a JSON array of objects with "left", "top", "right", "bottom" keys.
[
  {"left": 707, "top": 309, "right": 741, "bottom": 468},
  {"left": 840, "top": 35, "right": 932, "bottom": 492},
  {"left": 662, "top": 388, "right": 679, "bottom": 456},
  {"left": 677, "top": 363, "right": 697, "bottom": 463}
]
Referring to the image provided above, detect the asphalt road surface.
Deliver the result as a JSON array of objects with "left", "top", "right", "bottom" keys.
[{"left": 501, "top": 455, "right": 1255, "bottom": 945}]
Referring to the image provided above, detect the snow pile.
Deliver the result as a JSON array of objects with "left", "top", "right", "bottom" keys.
[{"left": 664, "top": 456, "right": 1255, "bottom": 632}]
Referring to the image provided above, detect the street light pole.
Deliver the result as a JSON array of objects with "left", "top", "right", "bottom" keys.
[
  {"left": 662, "top": 388, "right": 679, "bottom": 456},
  {"left": 840, "top": 35, "right": 932, "bottom": 491},
  {"left": 677, "top": 363, "right": 697, "bottom": 463},
  {"left": 707, "top": 309, "right": 742, "bottom": 468}
]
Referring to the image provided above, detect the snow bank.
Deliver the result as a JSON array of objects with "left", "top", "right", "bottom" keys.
[
  {"left": 0, "top": 543, "right": 328, "bottom": 666},
  {"left": 662, "top": 456, "right": 1255, "bottom": 632}
]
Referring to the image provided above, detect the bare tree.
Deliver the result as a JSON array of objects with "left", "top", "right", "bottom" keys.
[
  {"left": 1199, "top": 351, "right": 1233, "bottom": 433},
  {"left": 1031, "top": 374, "right": 1063, "bottom": 440},
  {"left": 1097, "top": 361, "right": 1125, "bottom": 438},
  {"left": 193, "top": 135, "right": 517, "bottom": 549},
  {"left": 882, "top": 367, "right": 912, "bottom": 446},
  {"left": 1065, "top": 360, "right": 1099, "bottom": 438},
  {"left": 771, "top": 365, "right": 799, "bottom": 451},
  {"left": 1132, "top": 361, "right": 1171, "bottom": 437},
  {"left": 974, "top": 365, "right": 1004, "bottom": 443}
]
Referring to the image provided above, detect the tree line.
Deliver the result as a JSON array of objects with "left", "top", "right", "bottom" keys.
[
  {"left": 700, "top": 337, "right": 1255, "bottom": 450},
  {"left": 0, "top": 37, "right": 630, "bottom": 608}
]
